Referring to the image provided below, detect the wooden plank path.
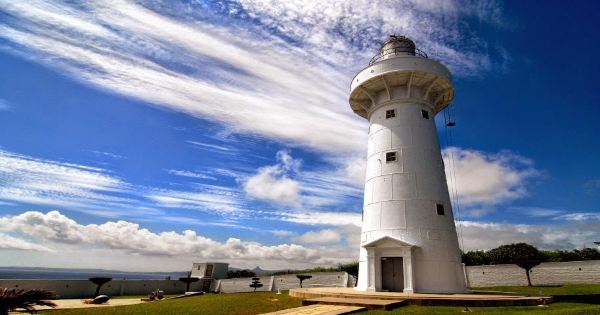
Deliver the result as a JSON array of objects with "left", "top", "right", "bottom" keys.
[
  {"left": 260, "top": 304, "right": 365, "bottom": 315},
  {"left": 303, "top": 297, "right": 406, "bottom": 310}
]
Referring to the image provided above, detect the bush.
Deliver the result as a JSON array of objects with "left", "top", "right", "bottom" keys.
[{"left": 0, "top": 288, "right": 57, "bottom": 315}]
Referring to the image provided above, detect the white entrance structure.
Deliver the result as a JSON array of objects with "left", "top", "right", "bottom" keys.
[{"left": 350, "top": 36, "right": 467, "bottom": 293}]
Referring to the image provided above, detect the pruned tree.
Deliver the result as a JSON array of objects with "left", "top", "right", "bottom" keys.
[
  {"left": 487, "top": 243, "right": 543, "bottom": 286},
  {"left": 227, "top": 270, "right": 256, "bottom": 278},
  {"left": 178, "top": 271, "right": 200, "bottom": 292},
  {"left": 296, "top": 275, "right": 312, "bottom": 288},
  {"left": 249, "top": 277, "right": 263, "bottom": 292},
  {"left": 0, "top": 288, "right": 57, "bottom": 315},
  {"left": 88, "top": 277, "right": 112, "bottom": 298},
  {"left": 338, "top": 262, "right": 359, "bottom": 286}
]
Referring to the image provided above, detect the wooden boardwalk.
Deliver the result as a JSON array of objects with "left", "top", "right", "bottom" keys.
[
  {"left": 290, "top": 287, "right": 551, "bottom": 307},
  {"left": 260, "top": 304, "right": 365, "bottom": 315}
]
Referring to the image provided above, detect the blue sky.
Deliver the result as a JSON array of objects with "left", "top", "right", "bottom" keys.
[{"left": 0, "top": 0, "right": 599, "bottom": 271}]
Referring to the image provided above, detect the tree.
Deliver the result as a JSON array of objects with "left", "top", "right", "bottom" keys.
[
  {"left": 0, "top": 288, "right": 57, "bottom": 315},
  {"left": 88, "top": 277, "right": 112, "bottom": 298},
  {"left": 461, "top": 250, "right": 489, "bottom": 266},
  {"left": 296, "top": 275, "right": 312, "bottom": 288},
  {"left": 226, "top": 270, "right": 256, "bottom": 278},
  {"left": 487, "top": 243, "right": 543, "bottom": 286},
  {"left": 338, "top": 262, "right": 359, "bottom": 286},
  {"left": 249, "top": 278, "right": 263, "bottom": 292},
  {"left": 178, "top": 272, "right": 200, "bottom": 292}
]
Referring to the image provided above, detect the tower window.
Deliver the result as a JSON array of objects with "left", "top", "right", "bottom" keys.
[
  {"left": 386, "top": 109, "right": 396, "bottom": 119},
  {"left": 421, "top": 110, "right": 430, "bottom": 119},
  {"left": 385, "top": 151, "right": 397, "bottom": 162},
  {"left": 436, "top": 203, "right": 445, "bottom": 215}
]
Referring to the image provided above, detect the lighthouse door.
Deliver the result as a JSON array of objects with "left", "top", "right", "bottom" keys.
[{"left": 381, "top": 257, "right": 404, "bottom": 292}]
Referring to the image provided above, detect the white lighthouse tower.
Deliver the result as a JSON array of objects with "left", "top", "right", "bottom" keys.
[{"left": 350, "top": 36, "right": 466, "bottom": 293}]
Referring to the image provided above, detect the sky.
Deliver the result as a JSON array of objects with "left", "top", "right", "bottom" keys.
[{"left": 0, "top": 0, "right": 599, "bottom": 272}]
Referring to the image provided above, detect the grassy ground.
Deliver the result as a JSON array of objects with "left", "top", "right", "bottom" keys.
[
  {"left": 45, "top": 285, "right": 600, "bottom": 315},
  {"left": 363, "top": 303, "right": 600, "bottom": 315},
  {"left": 472, "top": 284, "right": 600, "bottom": 296},
  {"left": 47, "top": 291, "right": 302, "bottom": 315}
]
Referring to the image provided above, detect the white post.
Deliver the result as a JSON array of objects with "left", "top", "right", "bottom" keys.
[
  {"left": 403, "top": 252, "right": 414, "bottom": 294},
  {"left": 366, "top": 247, "right": 376, "bottom": 291}
]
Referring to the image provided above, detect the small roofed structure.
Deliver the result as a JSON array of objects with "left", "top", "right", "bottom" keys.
[{"left": 190, "top": 262, "right": 229, "bottom": 293}]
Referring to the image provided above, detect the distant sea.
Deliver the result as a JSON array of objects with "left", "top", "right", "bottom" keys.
[{"left": 0, "top": 267, "right": 189, "bottom": 280}]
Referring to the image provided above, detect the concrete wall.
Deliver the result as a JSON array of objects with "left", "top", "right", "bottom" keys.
[
  {"left": 0, "top": 279, "right": 206, "bottom": 299},
  {"left": 466, "top": 260, "right": 600, "bottom": 287},
  {"left": 216, "top": 272, "right": 349, "bottom": 293},
  {"left": 0, "top": 272, "right": 349, "bottom": 298}
]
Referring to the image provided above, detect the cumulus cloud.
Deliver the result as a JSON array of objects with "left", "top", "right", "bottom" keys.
[
  {"left": 0, "top": 210, "right": 351, "bottom": 263},
  {"left": 295, "top": 229, "right": 341, "bottom": 244},
  {"left": 460, "top": 219, "right": 600, "bottom": 251},
  {"left": 443, "top": 147, "right": 539, "bottom": 207},
  {"left": 0, "top": 233, "right": 54, "bottom": 252},
  {"left": 244, "top": 151, "right": 301, "bottom": 204}
]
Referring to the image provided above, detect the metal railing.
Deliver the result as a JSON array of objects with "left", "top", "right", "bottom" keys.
[{"left": 369, "top": 47, "right": 428, "bottom": 65}]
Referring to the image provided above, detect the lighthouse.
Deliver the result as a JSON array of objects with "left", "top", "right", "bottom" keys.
[{"left": 350, "top": 36, "right": 466, "bottom": 293}]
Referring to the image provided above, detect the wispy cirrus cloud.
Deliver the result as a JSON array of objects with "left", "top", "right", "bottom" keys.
[{"left": 0, "top": 0, "right": 503, "bottom": 155}]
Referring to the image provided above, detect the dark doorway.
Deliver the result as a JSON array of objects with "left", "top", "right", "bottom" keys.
[
  {"left": 381, "top": 257, "right": 404, "bottom": 292},
  {"left": 201, "top": 279, "right": 212, "bottom": 292}
]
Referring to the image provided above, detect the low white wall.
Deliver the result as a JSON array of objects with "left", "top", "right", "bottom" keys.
[
  {"left": 0, "top": 279, "right": 205, "bottom": 299},
  {"left": 0, "top": 272, "right": 350, "bottom": 298},
  {"left": 466, "top": 260, "right": 600, "bottom": 287},
  {"left": 271, "top": 272, "right": 348, "bottom": 291},
  {"left": 216, "top": 272, "right": 349, "bottom": 293}
]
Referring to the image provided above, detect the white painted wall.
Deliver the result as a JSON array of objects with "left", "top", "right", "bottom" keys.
[
  {"left": 465, "top": 260, "right": 600, "bottom": 287},
  {"left": 0, "top": 272, "right": 349, "bottom": 298},
  {"left": 354, "top": 88, "right": 465, "bottom": 293},
  {"left": 0, "top": 279, "right": 202, "bottom": 299}
]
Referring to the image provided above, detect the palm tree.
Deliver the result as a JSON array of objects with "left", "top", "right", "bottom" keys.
[{"left": 0, "top": 288, "right": 57, "bottom": 315}]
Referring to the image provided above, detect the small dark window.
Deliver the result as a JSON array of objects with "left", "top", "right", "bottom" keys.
[
  {"left": 386, "top": 109, "right": 395, "bottom": 119},
  {"left": 421, "top": 109, "right": 430, "bottom": 119},
  {"left": 436, "top": 203, "right": 445, "bottom": 215},
  {"left": 385, "top": 152, "right": 397, "bottom": 162}
]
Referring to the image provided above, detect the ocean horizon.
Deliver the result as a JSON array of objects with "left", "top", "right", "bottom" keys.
[{"left": 0, "top": 266, "right": 189, "bottom": 280}]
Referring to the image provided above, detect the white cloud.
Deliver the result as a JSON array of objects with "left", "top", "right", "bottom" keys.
[
  {"left": 0, "top": 150, "right": 130, "bottom": 211},
  {"left": 295, "top": 229, "right": 341, "bottom": 244},
  {"left": 443, "top": 147, "right": 539, "bottom": 207},
  {"left": 0, "top": 99, "right": 9, "bottom": 111},
  {"left": 555, "top": 212, "right": 600, "bottom": 221},
  {"left": 0, "top": 210, "right": 354, "bottom": 265},
  {"left": 275, "top": 211, "right": 362, "bottom": 227},
  {"left": 0, "top": 233, "right": 54, "bottom": 252},
  {"left": 244, "top": 151, "right": 301, "bottom": 204},
  {"left": 167, "top": 169, "right": 216, "bottom": 181},
  {"left": 459, "top": 219, "right": 600, "bottom": 251},
  {"left": 0, "top": 0, "right": 502, "bottom": 155},
  {"left": 510, "top": 206, "right": 565, "bottom": 218}
]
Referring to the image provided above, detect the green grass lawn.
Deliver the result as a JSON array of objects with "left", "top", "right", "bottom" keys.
[
  {"left": 363, "top": 303, "right": 600, "bottom": 315},
  {"left": 472, "top": 284, "right": 600, "bottom": 296},
  {"left": 47, "top": 291, "right": 302, "bottom": 315},
  {"left": 46, "top": 286, "right": 600, "bottom": 315}
]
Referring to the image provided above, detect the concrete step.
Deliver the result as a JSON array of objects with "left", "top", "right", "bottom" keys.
[
  {"left": 260, "top": 304, "right": 366, "bottom": 315},
  {"left": 303, "top": 297, "right": 407, "bottom": 310}
]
